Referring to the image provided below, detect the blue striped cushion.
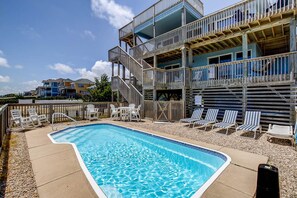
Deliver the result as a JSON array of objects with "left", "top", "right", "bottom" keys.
[
  {"left": 222, "top": 110, "right": 238, "bottom": 124},
  {"left": 205, "top": 109, "right": 219, "bottom": 121}
]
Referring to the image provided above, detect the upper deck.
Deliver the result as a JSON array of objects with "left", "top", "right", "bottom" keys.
[
  {"left": 119, "top": 0, "right": 204, "bottom": 41},
  {"left": 129, "top": 0, "right": 297, "bottom": 60}
]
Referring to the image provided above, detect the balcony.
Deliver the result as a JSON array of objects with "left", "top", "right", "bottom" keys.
[
  {"left": 143, "top": 52, "right": 296, "bottom": 90},
  {"left": 119, "top": 0, "right": 204, "bottom": 40},
  {"left": 130, "top": 0, "right": 296, "bottom": 58}
]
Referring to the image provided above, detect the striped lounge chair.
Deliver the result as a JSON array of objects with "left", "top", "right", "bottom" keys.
[
  {"left": 236, "top": 111, "right": 262, "bottom": 139},
  {"left": 193, "top": 109, "right": 219, "bottom": 130},
  {"left": 180, "top": 108, "right": 204, "bottom": 125},
  {"left": 212, "top": 110, "right": 238, "bottom": 135}
]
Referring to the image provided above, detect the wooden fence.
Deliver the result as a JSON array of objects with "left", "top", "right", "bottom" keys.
[{"left": 0, "top": 105, "right": 9, "bottom": 153}]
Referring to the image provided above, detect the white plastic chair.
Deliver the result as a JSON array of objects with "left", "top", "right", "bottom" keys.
[
  {"left": 130, "top": 105, "right": 141, "bottom": 122},
  {"left": 86, "top": 104, "right": 99, "bottom": 121},
  {"left": 28, "top": 108, "right": 49, "bottom": 126},
  {"left": 10, "top": 109, "right": 35, "bottom": 129},
  {"left": 110, "top": 104, "right": 119, "bottom": 120}
]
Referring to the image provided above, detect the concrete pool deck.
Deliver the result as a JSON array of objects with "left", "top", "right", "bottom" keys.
[{"left": 25, "top": 120, "right": 268, "bottom": 198}]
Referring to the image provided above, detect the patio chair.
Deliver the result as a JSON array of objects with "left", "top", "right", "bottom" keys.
[
  {"left": 10, "top": 109, "right": 35, "bottom": 129},
  {"left": 180, "top": 108, "right": 204, "bottom": 126},
  {"left": 193, "top": 109, "right": 219, "bottom": 130},
  {"left": 27, "top": 108, "right": 49, "bottom": 126},
  {"left": 86, "top": 104, "right": 99, "bottom": 121},
  {"left": 130, "top": 105, "right": 141, "bottom": 122},
  {"left": 267, "top": 124, "right": 295, "bottom": 146},
  {"left": 236, "top": 111, "right": 262, "bottom": 139},
  {"left": 110, "top": 104, "right": 120, "bottom": 120},
  {"left": 212, "top": 110, "right": 238, "bottom": 135}
]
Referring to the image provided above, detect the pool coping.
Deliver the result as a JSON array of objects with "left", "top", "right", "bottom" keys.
[
  {"left": 48, "top": 123, "right": 232, "bottom": 198},
  {"left": 26, "top": 120, "right": 269, "bottom": 198}
]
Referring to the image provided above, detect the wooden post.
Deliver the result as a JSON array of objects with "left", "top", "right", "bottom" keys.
[
  {"left": 181, "top": 45, "right": 187, "bottom": 118},
  {"left": 242, "top": 33, "right": 248, "bottom": 120},
  {"left": 112, "top": 62, "right": 114, "bottom": 77},
  {"left": 181, "top": 7, "right": 187, "bottom": 40},
  {"left": 153, "top": 55, "right": 157, "bottom": 121},
  {"left": 49, "top": 104, "right": 53, "bottom": 123},
  {"left": 290, "top": 17, "right": 297, "bottom": 125}
]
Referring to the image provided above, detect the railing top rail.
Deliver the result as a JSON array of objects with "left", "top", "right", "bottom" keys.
[
  {"left": 110, "top": 46, "right": 143, "bottom": 68},
  {"left": 130, "top": 83, "right": 143, "bottom": 96},
  {"left": 7, "top": 102, "right": 119, "bottom": 106}
]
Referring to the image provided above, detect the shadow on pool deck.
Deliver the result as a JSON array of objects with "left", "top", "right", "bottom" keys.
[{"left": 25, "top": 120, "right": 268, "bottom": 198}]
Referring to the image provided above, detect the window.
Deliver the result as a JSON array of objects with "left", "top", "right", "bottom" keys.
[
  {"left": 208, "top": 54, "right": 232, "bottom": 79},
  {"left": 236, "top": 50, "right": 252, "bottom": 60},
  {"left": 164, "top": 64, "right": 180, "bottom": 70},
  {"left": 78, "top": 84, "right": 84, "bottom": 88}
]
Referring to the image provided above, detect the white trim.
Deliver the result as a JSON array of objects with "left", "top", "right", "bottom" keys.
[
  {"left": 207, "top": 52, "right": 233, "bottom": 64},
  {"left": 48, "top": 122, "right": 231, "bottom": 198}
]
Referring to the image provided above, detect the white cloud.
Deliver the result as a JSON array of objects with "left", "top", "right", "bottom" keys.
[
  {"left": 91, "top": 0, "right": 134, "bottom": 29},
  {"left": 83, "top": 30, "right": 96, "bottom": 40},
  {"left": 77, "top": 60, "right": 112, "bottom": 81},
  {"left": 49, "top": 63, "right": 75, "bottom": 74},
  {"left": 0, "top": 75, "right": 10, "bottom": 83},
  {"left": 21, "top": 26, "right": 41, "bottom": 39},
  {"left": 22, "top": 80, "right": 41, "bottom": 89},
  {"left": 15, "top": 65, "right": 24, "bottom": 69},
  {"left": 0, "top": 57, "right": 10, "bottom": 68}
]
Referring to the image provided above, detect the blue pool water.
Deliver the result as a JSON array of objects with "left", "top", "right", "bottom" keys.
[{"left": 51, "top": 124, "right": 229, "bottom": 198}]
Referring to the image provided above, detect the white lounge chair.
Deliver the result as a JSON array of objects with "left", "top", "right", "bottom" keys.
[
  {"left": 28, "top": 108, "right": 49, "bottom": 126},
  {"left": 267, "top": 124, "right": 295, "bottom": 146},
  {"left": 110, "top": 104, "right": 119, "bottom": 120},
  {"left": 10, "top": 109, "right": 35, "bottom": 129},
  {"left": 129, "top": 104, "right": 135, "bottom": 109},
  {"left": 193, "top": 109, "right": 219, "bottom": 130},
  {"left": 236, "top": 111, "right": 262, "bottom": 139},
  {"left": 212, "top": 110, "right": 238, "bottom": 134},
  {"left": 130, "top": 105, "right": 141, "bottom": 122},
  {"left": 86, "top": 104, "right": 99, "bottom": 121},
  {"left": 180, "top": 108, "right": 204, "bottom": 125}
]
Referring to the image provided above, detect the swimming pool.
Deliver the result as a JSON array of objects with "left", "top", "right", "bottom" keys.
[{"left": 49, "top": 124, "right": 230, "bottom": 198}]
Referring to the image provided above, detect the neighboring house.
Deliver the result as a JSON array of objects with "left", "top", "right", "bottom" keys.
[
  {"left": 71, "top": 79, "right": 94, "bottom": 96},
  {"left": 39, "top": 79, "right": 60, "bottom": 97},
  {"left": 58, "top": 78, "right": 76, "bottom": 98},
  {"left": 109, "top": 0, "right": 297, "bottom": 126}
]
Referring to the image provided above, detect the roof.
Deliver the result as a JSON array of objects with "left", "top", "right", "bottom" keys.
[{"left": 72, "top": 78, "right": 94, "bottom": 84}]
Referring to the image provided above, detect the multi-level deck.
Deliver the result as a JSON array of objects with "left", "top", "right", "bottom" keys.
[{"left": 109, "top": 0, "right": 297, "bottom": 126}]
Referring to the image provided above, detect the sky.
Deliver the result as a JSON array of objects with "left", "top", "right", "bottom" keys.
[{"left": 0, "top": 0, "right": 240, "bottom": 95}]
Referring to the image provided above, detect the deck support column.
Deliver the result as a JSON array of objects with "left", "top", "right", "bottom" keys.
[
  {"left": 111, "top": 62, "right": 114, "bottom": 102},
  {"left": 181, "top": 7, "right": 187, "bottom": 40},
  {"left": 182, "top": 45, "right": 187, "bottom": 118},
  {"left": 188, "top": 48, "right": 193, "bottom": 115},
  {"left": 290, "top": 16, "right": 297, "bottom": 125},
  {"left": 153, "top": 55, "right": 157, "bottom": 120},
  {"left": 242, "top": 33, "right": 248, "bottom": 119}
]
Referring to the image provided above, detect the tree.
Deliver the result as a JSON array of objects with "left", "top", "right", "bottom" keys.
[{"left": 85, "top": 74, "right": 112, "bottom": 102}]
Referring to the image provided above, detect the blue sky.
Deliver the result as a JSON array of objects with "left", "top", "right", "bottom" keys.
[{"left": 0, "top": 0, "right": 239, "bottom": 95}]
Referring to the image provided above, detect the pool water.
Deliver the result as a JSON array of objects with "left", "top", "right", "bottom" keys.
[{"left": 51, "top": 124, "right": 229, "bottom": 198}]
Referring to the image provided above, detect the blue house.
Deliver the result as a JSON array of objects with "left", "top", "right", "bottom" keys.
[{"left": 109, "top": 0, "right": 297, "bottom": 126}]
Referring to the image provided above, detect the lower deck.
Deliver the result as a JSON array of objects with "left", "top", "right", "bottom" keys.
[{"left": 144, "top": 81, "right": 297, "bottom": 128}]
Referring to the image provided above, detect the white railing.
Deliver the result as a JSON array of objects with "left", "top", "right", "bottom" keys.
[
  {"left": 191, "top": 51, "right": 296, "bottom": 87},
  {"left": 131, "top": 0, "right": 296, "bottom": 58},
  {"left": 108, "top": 46, "right": 143, "bottom": 82},
  {"left": 51, "top": 113, "right": 77, "bottom": 131}
]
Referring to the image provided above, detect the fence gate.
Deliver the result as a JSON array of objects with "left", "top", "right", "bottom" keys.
[{"left": 155, "top": 100, "right": 184, "bottom": 122}]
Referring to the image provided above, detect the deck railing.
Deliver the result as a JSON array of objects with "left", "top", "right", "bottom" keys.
[
  {"left": 119, "top": 0, "right": 204, "bottom": 39},
  {"left": 191, "top": 52, "right": 295, "bottom": 88},
  {"left": 130, "top": 84, "right": 143, "bottom": 106},
  {"left": 131, "top": 0, "right": 296, "bottom": 58},
  {"left": 109, "top": 46, "right": 143, "bottom": 82},
  {"left": 0, "top": 105, "right": 9, "bottom": 153},
  {"left": 112, "top": 76, "right": 131, "bottom": 101}
]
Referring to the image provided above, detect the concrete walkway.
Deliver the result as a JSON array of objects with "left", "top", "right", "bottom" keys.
[{"left": 25, "top": 120, "right": 268, "bottom": 198}]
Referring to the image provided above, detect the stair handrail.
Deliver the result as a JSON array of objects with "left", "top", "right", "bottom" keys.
[{"left": 51, "top": 112, "right": 78, "bottom": 131}]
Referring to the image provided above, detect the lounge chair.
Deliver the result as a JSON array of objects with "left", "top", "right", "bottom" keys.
[
  {"left": 130, "top": 105, "right": 141, "bottom": 122},
  {"left": 86, "top": 104, "right": 99, "bottom": 121},
  {"left": 267, "top": 124, "right": 295, "bottom": 146},
  {"left": 193, "top": 109, "right": 219, "bottom": 130},
  {"left": 10, "top": 109, "right": 35, "bottom": 129},
  {"left": 236, "top": 111, "right": 262, "bottom": 139},
  {"left": 110, "top": 104, "right": 120, "bottom": 120},
  {"left": 180, "top": 108, "right": 204, "bottom": 126},
  {"left": 28, "top": 108, "right": 49, "bottom": 126},
  {"left": 212, "top": 110, "right": 238, "bottom": 134}
]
